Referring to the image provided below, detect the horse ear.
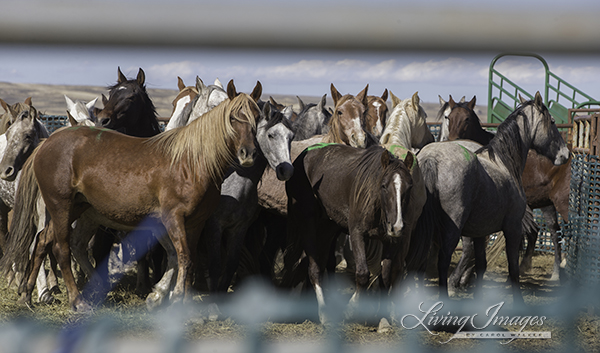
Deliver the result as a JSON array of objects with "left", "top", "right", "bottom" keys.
[
  {"left": 64, "top": 95, "right": 75, "bottom": 110},
  {"left": 296, "top": 96, "right": 305, "bottom": 111},
  {"left": 460, "top": 96, "right": 466, "bottom": 103},
  {"left": 102, "top": 94, "right": 108, "bottom": 106},
  {"left": 518, "top": 93, "right": 528, "bottom": 104},
  {"left": 117, "top": 67, "right": 127, "bottom": 84},
  {"left": 262, "top": 101, "right": 272, "bottom": 120},
  {"left": 330, "top": 83, "right": 342, "bottom": 106},
  {"left": 381, "top": 88, "right": 388, "bottom": 102},
  {"left": 67, "top": 111, "right": 78, "bottom": 126},
  {"left": 318, "top": 94, "right": 327, "bottom": 111},
  {"left": 226, "top": 80, "right": 238, "bottom": 99},
  {"left": 390, "top": 91, "right": 401, "bottom": 108},
  {"left": 534, "top": 91, "right": 543, "bottom": 107},
  {"left": 438, "top": 95, "right": 446, "bottom": 106},
  {"left": 24, "top": 97, "right": 33, "bottom": 106},
  {"left": 411, "top": 92, "right": 420, "bottom": 108},
  {"left": 381, "top": 150, "right": 390, "bottom": 168},
  {"left": 214, "top": 78, "right": 224, "bottom": 89},
  {"left": 136, "top": 68, "right": 145, "bottom": 86},
  {"left": 467, "top": 96, "right": 476, "bottom": 110},
  {"left": 403, "top": 151, "right": 415, "bottom": 171},
  {"left": 177, "top": 76, "right": 186, "bottom": 91},
  {"left": 250, "top": 81, "right": 262, "bottom": 102},
  {"left": 196, "top": 76, "right": 207, "bottom": 93},
  {"left": 269, "top": 96, "right": 278, "bottom": 106},
  {"left": 448, "top": 95, "right": 456, "bottom": 108},
  {"left": 86, "top": 97, "right": 98, "bottom": 111},
  {"left": 283, "top": 106, "right": 294, "bottom": 120},
  {"left": 357, "top": 84, "right": 369, "bottom": 106}
]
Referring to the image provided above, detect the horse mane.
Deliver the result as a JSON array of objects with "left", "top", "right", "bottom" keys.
[
  {"left": 264, "top": 106, "right": 295, "bottom": 132},
  {"left": 477, "top": 101, "right": 536, "bottom": 180},
  {"left": 349, "top": 146, "right": 397, "bottom": 216},
  {"left": 146, "top": 93, "right": 258, "bottom": 183},
  {"left": 379, "top": 97, "right": 429, "bottom": 149}
]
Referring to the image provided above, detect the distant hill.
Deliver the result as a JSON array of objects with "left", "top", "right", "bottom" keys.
[{"left": 0, "top": 82, "right": 486, "bottom": 123}]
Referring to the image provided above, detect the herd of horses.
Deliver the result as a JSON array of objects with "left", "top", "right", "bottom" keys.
[{"left": 0, "top": 67, "right": 571, "bottom": 325}]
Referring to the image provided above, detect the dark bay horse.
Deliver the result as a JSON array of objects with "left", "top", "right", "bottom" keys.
[
  {"left": 286, "top": 144, "right": 415, "bottom": 323},
  {"left": 417, "top": 92, "right": 569, "bottom": 304},
  {"left": 4, "top": 80, "right": 262, "bottom": 312},
  {"left": 96, "top": 67, "right": 161, "bottom": 137},
  {"left": 445, "top": 95, "right": 570, "bottom": 284}
]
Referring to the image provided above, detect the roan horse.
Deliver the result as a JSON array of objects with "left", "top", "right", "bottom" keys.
[
  {"left": 0, "top": 97, "right": 35, "bottom": 135},
  {"left": 292, "top": 95, "right": 331, "bottom": 141},
  {"left": 95, "top": 67, "right": 162, "bottom": 137},
  {"left": 0, "top": 106, "right": 53, "bottom": 304},
  {"left": 3, "top": 80, "right": 262, "bottom": 312},
  {"left": 286, "top": 144, "right": 415, "bottom": 323},
  {"left": 443, "top": 95, "right": 570, "bottom": 284},
  {"left": 167, "top": 77, "right": 229, "bottom": 130},
  {"left": 416, "top": 92, "right": 569, "bottom": 304}
]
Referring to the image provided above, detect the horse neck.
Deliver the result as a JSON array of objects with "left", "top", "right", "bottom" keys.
[
  {"left": 485, "top": 113, "right": 532, "bottom": 179},
  {"left": 380, "top": 108, "right": 414, "bottom": 150}
]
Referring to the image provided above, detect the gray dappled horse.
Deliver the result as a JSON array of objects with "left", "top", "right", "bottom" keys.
[{"left": 416, "top": 92, "right": 569, "bottom": 305}]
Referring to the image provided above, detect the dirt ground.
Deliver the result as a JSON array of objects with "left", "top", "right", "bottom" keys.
[{"left": 0, "top": 250, "right": 597, "bottom": 352}]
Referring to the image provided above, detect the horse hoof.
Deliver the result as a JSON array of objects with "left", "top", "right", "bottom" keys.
[
  {"left": 38, "top": 289, "right": 56, "bottom": 305},
  {"left": 146, "top": 292, "right": 164, "bottom": 311},
  {"left": 377, "top": 318, "right": 392, "bottom": 334},
  {"left": 49, "top": 286, "right": 62, "bottom": 295}
]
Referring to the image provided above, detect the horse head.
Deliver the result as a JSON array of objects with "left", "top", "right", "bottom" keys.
[
  {"left": 329, "top": 83, "right": 368, "bottom": 148},
  {"left": 257, "top": 102, "right": 295, "bottom": 181},
  {"left": 365, "top": 89, "right": 389, "bottom": 139},
  {"left": 518, "top": 92, "right": 569, "bottom": 166},
  {"left": 0, "top": 97, "right": 34, "bottom": 135},
  {"left": 96, "top": 67, "right": 160, "bottom": 137},
  {"left": 379, "top": 149, "right": 414, "bottom": 238},
  {"left": 0, "top": 105, "right": 49, "bottom": 181},
  {"left": 447, "top": 95, "right": 483, "bottom": 142},
  {"left": 226, "top": 80, "right": 262, "bottom": 167},
  {"left": 65, "top": 95, "right": 98, "bottom": 126}
]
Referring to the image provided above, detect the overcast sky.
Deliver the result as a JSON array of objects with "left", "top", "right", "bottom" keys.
[{"left": 1, "top": 0, "right": 600, "bottom": 105}]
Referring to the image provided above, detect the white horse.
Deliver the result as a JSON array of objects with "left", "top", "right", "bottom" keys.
[
  {"left": 64, "top": 95, "right": 98, "bottom": 127},
  {"left": 379, "top": 91, "right": 434, "bottom": 153},
  {"left": 165, "top": 76, "right": 227, "bottom": 130}
]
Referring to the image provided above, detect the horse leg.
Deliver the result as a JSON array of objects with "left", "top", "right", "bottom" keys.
[
  {"left": 203, "top": 217, "right": 223, "bottom": 293},
  {"left": 70, "top": 214, "right": 100, "bottom": 286},
  {"left": 19, "top": 228, "right": 52, "bottom": 308},
  {"left": 346, "top": 229, "right": 369, "bottom": 320},
  {"left": 472, "top": 236, "right": 487, "bottom": 300},
  {"left": 540, "top": 205, "right": 561, "bottom": 281},
  {"left": 146, "top": 232, "right": 177, "bottom": 311},
  {"left": 219, "top": 227, "right": 247, "bottom": 293},
  {"left": 437, "top": 229, "right": 461, "bottom": 300},
  {"left": 449, "top": 236, "right": 475, "bottom": 290},
  {"left": 35, "top": 256, "right": 56, "bottom": 304},
  {"left": 519, "top": 205, "right": 539, "bottom": 275},
  {"left": 503, "top": 225, "right": 525, "bottom": 306}
]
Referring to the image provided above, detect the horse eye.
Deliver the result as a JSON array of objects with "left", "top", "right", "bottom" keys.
[
  {"left": 268, "top": 133, "right": 274, "bottom": 139},
  {"left": 381, "top": 184, "right": 386, "bottom": 189}
]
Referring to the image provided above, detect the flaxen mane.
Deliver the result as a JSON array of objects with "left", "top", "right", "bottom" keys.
[{"left": 146, "top": 93, "right": 258, "bottom": 183}]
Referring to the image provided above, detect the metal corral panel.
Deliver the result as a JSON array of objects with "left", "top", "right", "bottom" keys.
[{"left": 565, "top": 154, "right": 600, "bottom": 286}]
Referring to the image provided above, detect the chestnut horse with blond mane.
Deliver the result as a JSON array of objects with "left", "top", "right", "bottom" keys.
[{"left": 3, "top": 80, "right": 262, "bottom": 312}]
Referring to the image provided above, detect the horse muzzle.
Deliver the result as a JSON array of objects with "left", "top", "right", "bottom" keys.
[
  {"left": 275, "top": 162, "right": 294, "bottom": 181},
  {"left": 0, "top": 165, "right": 17, "bottom": 182},
  {"left": 553, "top": 145, "right": 570, "bottom": 166},
  {"left": 237, "top": 147, "right": 256, "bottom": 167},
  {"left": 385, "top": 221, "right": 403, "bottom": 238}
]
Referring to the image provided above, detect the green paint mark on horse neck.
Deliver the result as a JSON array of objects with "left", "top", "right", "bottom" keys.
[
  {"left": 388, "top": 144, "right": 416, "bottom": 169},
  {"left": 455, "top": 142, "right": 476, "bottom": 162},
  {"left": 305, "top": 142, "right": 338, "bottom": 152}
]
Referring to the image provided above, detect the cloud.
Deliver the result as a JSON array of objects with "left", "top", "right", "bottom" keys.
[{"left": 393, "top": 58, "right": 487, "bottom": 84}]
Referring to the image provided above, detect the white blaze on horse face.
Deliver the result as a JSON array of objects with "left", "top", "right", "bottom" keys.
[
  {"left": 372, "top": 101, "right": 384, "bottom": 136},
  {"left": 351, "top": 117, "right": 366, "bottom": 148},
  {"left": 393, "top": 173, "right": 404, "bottom": 233}
]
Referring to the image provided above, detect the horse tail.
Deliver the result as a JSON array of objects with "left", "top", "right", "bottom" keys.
[
  {"left": 406, "top": 157, "right": 441, "bottom": 274},
  {"left": 0, "top": 143, "right": 43, "bottom": 276}
]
